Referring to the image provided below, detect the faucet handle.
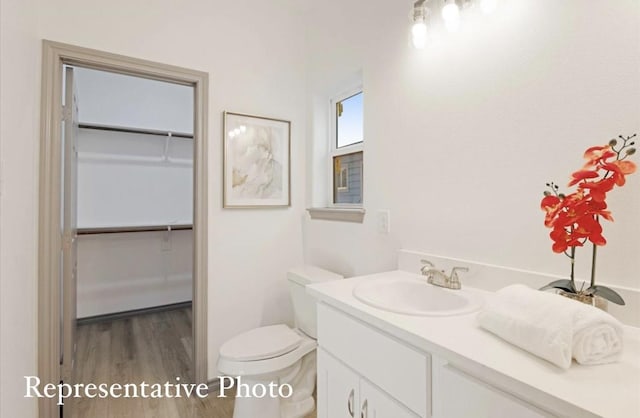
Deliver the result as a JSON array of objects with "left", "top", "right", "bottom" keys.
[
  {"left": 420, "top": 259, "right": 435, "bottom": 275},
  {"left": 449, "top": 267, "right": 469, "bottom": 289}
]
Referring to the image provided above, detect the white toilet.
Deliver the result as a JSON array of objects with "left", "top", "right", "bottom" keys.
[{"left": 217, "top": 265, "right": 343, "bottom": 418}]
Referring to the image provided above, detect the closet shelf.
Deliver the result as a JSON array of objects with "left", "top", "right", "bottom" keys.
[
  {"left": 79, "top": 122, "right": 193, "bottom": 139},
  {"left": 77, "top": 151, "right": 193, "bottom": 166},
  {"left": 77, "top": 224, "right": 192, "bottom": 235}
]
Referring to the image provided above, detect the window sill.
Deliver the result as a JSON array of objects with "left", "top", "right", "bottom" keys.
[{"left": 307, "top": 207, "right": 366, "bottom": 223}]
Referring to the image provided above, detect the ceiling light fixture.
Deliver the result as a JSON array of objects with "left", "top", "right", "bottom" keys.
[
  {"left": 441, "top": 0, "right": 461, "bottom": 32},
  {"left": 411, "top": 0, "right": 429, "bottom": 49},
  {"left": 411, "top": 0, "right": 499, "bottom": 49}
]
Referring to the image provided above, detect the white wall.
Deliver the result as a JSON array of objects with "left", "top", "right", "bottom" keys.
[
  {"left": 75, "top": 67, "right": 194, "bottom": 134},
  {"left": 0, "top": 1, "right": 308, "bottom": 416},
  {"left": 0, "top": 0, "right": 39, "bottom": 416},
  {"left": 77, "top": 129, "right": 193, "bottom": 227},
  {"left": 303, "top": 0, "right": 640, "bottom": 292},
  {"left": 77, "top": 230, "right": 193, "bottom": 317}
]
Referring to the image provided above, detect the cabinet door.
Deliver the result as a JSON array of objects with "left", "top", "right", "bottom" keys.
[
  {"left": 318, "top": 303, "right": 429, "bottom": 417},
  {"left": 433, "top": 359, "right": 554, "bottom": 418},
  {"left": 360, "top": 379, "right": 420, "bottom": 418},
  {"left": 318, "top": 348, "right": 360, "bottom": 418}
]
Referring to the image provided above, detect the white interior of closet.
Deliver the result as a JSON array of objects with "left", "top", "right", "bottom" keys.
[{"left": 74, "top": 67, "right": 194, "bottom": 318}]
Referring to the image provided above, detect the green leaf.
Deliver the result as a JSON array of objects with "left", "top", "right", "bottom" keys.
[
  {"left": 540, "top": 279, "right": 576, "bottom": 293},
  {"left": 585, "top": 286, "right": 625, "bottom": 305}
]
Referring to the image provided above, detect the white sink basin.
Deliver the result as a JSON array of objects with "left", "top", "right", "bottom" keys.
[{"left": 353, "top": 277, "right": 483, "bottom": 316}]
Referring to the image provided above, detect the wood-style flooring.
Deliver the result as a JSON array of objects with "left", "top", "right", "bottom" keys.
[{"left": 71, "top": 308, "right": 316, "bottom": 418}]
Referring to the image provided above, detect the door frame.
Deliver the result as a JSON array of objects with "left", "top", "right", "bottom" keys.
[{"left": 38, "top": 40, "right": 209, "bottom": 418}]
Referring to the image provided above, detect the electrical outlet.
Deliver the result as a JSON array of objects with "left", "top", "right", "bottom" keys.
[{"left": 377, "top": 210, "right": 390, "bottom": 234}]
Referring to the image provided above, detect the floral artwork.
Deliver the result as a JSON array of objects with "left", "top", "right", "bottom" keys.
[
  {"left": 223, "top": 112, "right": 291, "bottom": 207},
  {"left": 540, "top": 134, "right": 636, "bottom": 304}
]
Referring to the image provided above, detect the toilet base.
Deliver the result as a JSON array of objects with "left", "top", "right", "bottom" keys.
[
  {"left": 231, "top": 351, "right": 317, "bottom": 418},
  {"left": 232, "top": 376, "right": 281, "bottom": 418},
  {"left": 231, "top": 378, "right": 315, "bottom": 418},
  {"left": 281, "top": 396, "right": 315, "bottom": 418}
]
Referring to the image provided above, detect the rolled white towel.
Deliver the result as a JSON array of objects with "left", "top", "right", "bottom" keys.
[
  {"left": 477, "top": 284, "right": 574, "bottom": 369},
  {"left": 573, "top": 308, "right": 623, "bottom": 365},
  {"left": 477, "top": 284, "right": 624, "bottom": 369}
]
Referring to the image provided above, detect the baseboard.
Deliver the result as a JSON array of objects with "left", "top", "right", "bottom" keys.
[{"left": 77, "top": 301, "right": 192, "bottom": 325}]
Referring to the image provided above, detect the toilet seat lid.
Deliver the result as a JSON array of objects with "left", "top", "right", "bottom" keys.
[{"left": 220, "top": 324, "right": 302, "bottom": 361}]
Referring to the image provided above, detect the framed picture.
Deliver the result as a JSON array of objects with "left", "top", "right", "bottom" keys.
[{"left": 223, "top": 111, "right": 291, "bottom": 208}]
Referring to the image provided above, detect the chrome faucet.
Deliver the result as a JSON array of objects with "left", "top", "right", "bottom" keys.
[{"left": 420, "top": 260, "right": 468, "bottom": 290}]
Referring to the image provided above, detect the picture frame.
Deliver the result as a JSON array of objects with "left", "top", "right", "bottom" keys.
[{"left": 223, "top": 111, "right": 291, "bottom": 208}]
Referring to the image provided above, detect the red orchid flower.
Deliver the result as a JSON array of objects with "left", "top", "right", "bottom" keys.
[
  {"left": 568, "top": 169, "right": 599, "bottom": 187},
  {"left": 582, "top": 145, "right": 616, "bottom": 168},
  {"left": 572, "top": 215, "right": 606, "bottom": 245},
  {"left": 602, "top": 160, "right": 637, "bottom": 186},
  {"left": 578, "top": 177, "right": 615, "bottom": 202},
  {"left": 550, "top": 225, "right": 584, "bottom": 253},
  {"left": 541, "top": 137, "right": 636, "bottom": 254},
  {"left": 540, "top": 195, "right": 562, "bottom": 228}
]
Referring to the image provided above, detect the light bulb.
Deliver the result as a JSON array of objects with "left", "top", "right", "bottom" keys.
[
  {"left": 411, "top": 21, "right": 428, "bottom": 49},
  {"left": 441, "top": 1, "right": 460, "bottom": 23},
  {"left": 480, "top": 0, "right": 498, "bottom": 15}
]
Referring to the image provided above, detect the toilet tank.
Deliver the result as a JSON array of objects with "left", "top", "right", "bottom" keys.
[{"left": 288, "top": 265, "right": 343, "bottom": 339}]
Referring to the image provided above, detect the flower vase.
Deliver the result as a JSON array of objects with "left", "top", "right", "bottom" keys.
[{"left": 558, "top": 290, "right": 608, "bottom": 311}]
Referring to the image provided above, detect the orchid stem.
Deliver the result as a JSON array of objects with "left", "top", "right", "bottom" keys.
[
  {"left": 590, "top": 243, "right": 597, "bottom": 288},
  {"left": 570, "top": 246, "right": 576, "bottom": 290}
]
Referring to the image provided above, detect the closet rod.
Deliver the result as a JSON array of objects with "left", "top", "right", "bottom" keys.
[
  {"left": 77, "top": 224, "right": 192, "bottom": 235},
  {"left": 79, "top": 122, "right": 193, "bottom": 139}
]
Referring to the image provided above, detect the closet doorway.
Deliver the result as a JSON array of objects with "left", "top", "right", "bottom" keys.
[
  {"left": 72, "top": 67, "right": 195, "bottom": 317},
  {"left": 38, "top": 41, "right": 208, "bottom": 418}
]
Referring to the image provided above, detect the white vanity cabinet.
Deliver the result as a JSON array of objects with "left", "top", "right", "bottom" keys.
[
  {"left": 316, "top": 303, "right": 429, "bottom": 418},
  {"left": 316, "top": 302, "right": 558, "bottom": 418},
  {"left": 317, "top": 347, "right": 360, "bottom": 418},
  {"left": 431, "top": 357, "right": 555, "bottom": 418},
  {"left": 318, "top": 348, "right": 418, "bottom": 418}
]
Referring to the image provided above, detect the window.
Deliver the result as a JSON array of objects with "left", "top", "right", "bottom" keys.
[{"left": 332, "top": 90, "right": 363, "bottom": 205}]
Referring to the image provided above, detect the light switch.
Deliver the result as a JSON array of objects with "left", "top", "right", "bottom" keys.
[{"left": 377, "top": 210, "right": 390, "bottom": 234}]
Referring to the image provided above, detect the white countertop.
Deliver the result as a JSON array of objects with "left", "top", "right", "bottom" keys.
[{"left": 308, "top": 270, "right": 640, "bottom": 418}]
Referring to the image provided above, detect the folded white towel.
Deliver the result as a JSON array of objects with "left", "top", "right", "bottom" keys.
[{"left": 477, "top": 284, "right": 623, "bottom": 369}]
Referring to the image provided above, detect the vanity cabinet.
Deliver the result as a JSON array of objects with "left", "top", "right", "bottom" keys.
[
  {"left": 316, "top": 302, "right": 558, "bottom": 418},
  {"left": 318, "top": 348, "right": 418, "bottom": 418},
  {"left": 317, "top": 347, "right": 360, "bottom": 418},
  {"left": 431, "top": 357, "right": 555, "bottom": 418},
  {"left": 317, "top": 303, "right": 429, "bottom": 418}
]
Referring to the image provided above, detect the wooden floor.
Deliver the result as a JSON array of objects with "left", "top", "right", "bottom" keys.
[{"left": 71, "top": 308, "right": 316, "bottom": 418}]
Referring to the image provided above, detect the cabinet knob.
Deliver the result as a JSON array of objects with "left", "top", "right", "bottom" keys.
[
  {"left": 360, "top": 399, "right": 368, "bottom": 418},
  {"left": 348, "top": 389, "right": 354, "bottom": 417}
]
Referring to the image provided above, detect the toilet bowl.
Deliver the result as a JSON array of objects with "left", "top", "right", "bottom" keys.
[{"left": 217, "top": 266, "right": 343, "bottom": 418}]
